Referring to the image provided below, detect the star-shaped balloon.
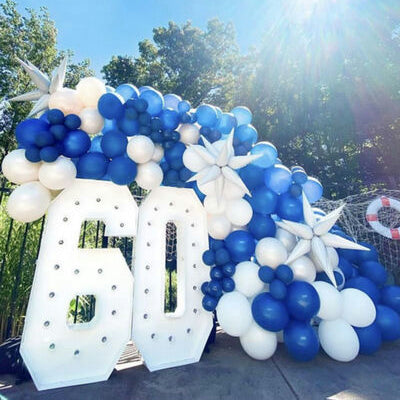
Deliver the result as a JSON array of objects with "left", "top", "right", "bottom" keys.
[
  {"left": 187, "top": 132, "right": 260, "bottom": 200},
  {"left": 276, "top": 193, "right": 369, "bottom": 286},
  {"left": 9, "top": 57, "right": 67, "bottom": 117}
]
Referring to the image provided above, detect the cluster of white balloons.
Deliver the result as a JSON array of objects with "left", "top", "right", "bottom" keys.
[{"left": 2, "top": 149, "right": 77, "bottom": 222}]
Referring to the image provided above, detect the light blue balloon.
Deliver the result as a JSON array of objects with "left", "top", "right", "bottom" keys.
[
  {"left": 164, "top": 94, "right": 182, "bottom": 111},
  {"left": 140, "top": 88, "right": 165, "bottom": 116},
  {"left": 196, "top": 104, "right": 218, "bottom": 127},
  {"left": 303, "top": 177, "right": 323, "bottom": 203},
  {"left": 116, "top": 84, "right": 139, "bottom": 101},
  {"left": 264, "top": 165, "right": 292, "bottom": 194},
  {"left": 102, "top": 118, "right": 116, "bottom": 134},
  {"left": 250, "top": 142, "right": 278, "bottom": 168},
  {"left": 217, "top": 112, "right": 237, "bottom": 134},
  {"left": 231, "top": 106, "right": 252, "bottom": 126},
  {"left": 89, "top": 135, "right": 103, "bottom": 152}
]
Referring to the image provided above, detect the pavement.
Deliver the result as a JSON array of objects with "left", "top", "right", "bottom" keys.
[{"left": 1, "top": 330, "right": 400, "bottom": 400}]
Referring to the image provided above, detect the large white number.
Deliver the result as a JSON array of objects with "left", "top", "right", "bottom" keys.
[
  {"left": 20, "top": 179, "right": 138, "bottom": 390},
  {"left": 132, "top": 187, "right": 212, "bottom": 371}
]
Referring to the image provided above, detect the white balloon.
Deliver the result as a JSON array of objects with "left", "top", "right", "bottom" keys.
[
  {"left": 182, "top": 147, "right": 208, "bottom": 173},
  {"left": 216, "top": 291, "right": 252, "bottom": 337},
  {"left": 76, "top": 77, "right": 106, "bottom": 107},
  {"left": 255, "top": 237, "right": 288, "bottom": 268},
  {"left": 341, "top": 288, "right": 376, "bottom": 328},
  {"left": 225, "top": 198, "right": 253, "bottom": 227},
  {"left": 327, "top": 247, "right": 339, "bottom": 269},
  {"left": 319, "top": 319, "right": 359, "bottom": 362},
  {"left": 151, "top": 145, "right": 164, "bottom": 162},
  {"left": 204, "top": 195, "right": 226, "bottom": 215},
  {"left": 275, "top": 228, "right": 297, "bottom": 252},
  {"left": 178, "top": 123, "right": 200, "bottom": 145},
  {"left": 127, "top": 135, "right": 155, "bottom": 164},
  {"left": 312, "top": 281, "right": 343, "bottom": 321},
  {"left": 289, "top": 256, "right": 316, "bottom": 283},
  {"left": 1, "top": 149, "right": 40, "bottom": 184},
  {"left": 79, "top": 107, "right": 104, "bottom": 135},
  {"left": 233, "top": 261, "right": 264, "bottom": 298},
  {"left": 49, "top": 88, "right": 84, "bottom": 115},
  {"left": 135, "top": 161, "right": 163, "bottom": 191},
  {"left": 222, "top": 179, "right": 246, "bottom": 200},
  {"left": 207, "top": 214, "right": 231, "bottom": 239},
  {"left": 7, "top": 182, "right": 51, "bottom": 223},
  {"left": 38, "top": 157, "right": 77, "bottom": 190},
  {"left": 240, "top": 322, "right": 277, "bottom": 360}
]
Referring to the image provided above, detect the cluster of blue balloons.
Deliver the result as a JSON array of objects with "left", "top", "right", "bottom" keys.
[{"left": 258, "top": 264, "right": 293, "bottom": 300}]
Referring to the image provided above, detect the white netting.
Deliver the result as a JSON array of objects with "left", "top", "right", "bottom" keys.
[{"left": 316, "top": 189, "right": 400, "bottom": 282}]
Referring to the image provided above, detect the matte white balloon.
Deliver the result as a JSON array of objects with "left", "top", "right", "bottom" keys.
[
  {"left": 275, "top": 228, "right": 297, "bottom": 252},
  {"left": 127, "top": 135, "right": 155, "bottom": 164},
  {"left": 79, "top": 107, "right": 104, "bottom": 135},
  {"left": 178, "top": 123, "right": 200, "bottom": 145},
  {"left": 240, "top": 322, "right": 277, "bottom": 360},
  {"left": 1, "top": 149, "right": 40, "bottom": 184},
  {"left": 289, "top": 256, "right": 316, "bottom": 283},
  {"left": 233, "top": 261, "right": 264, "bottom": 298},
  {"left": 225, "top": 198, "right": 253, "bottom": 227},
  {"left": 341, "top": 288, "right": 376, "bottom": 328},
  {"left": 255, "top": 237, "right": 288, "bottom": 268},
  {"left": 204, "top": 195, "right": 226, "bottom": 215},
  {"left": 49, "top": 88, "right": 83, "bottom": 115},
  {"left": 319, "top": 319, "right": 359, "bottom": 362},
  {"left": 38, "top": 157, "right": 77, "bottom": 190},
  {"left": 135, "top": 161, "right": 163, "bottom": 190},
  {"left": 76, "top": 77, "right": 106, "bottom": 107},
  {"left": 151, "top": 145, "right": 164, "bottom": 162},
  {"left": 183, "top": 147, "right": 208, "bottom": 173},
  {"left": 312, "top": 281, "right": 343, "bottom": 321},
  {"left": 216, "top": 291, "right": 252, "bottom": 337},
  {"left": 207, "top": 214, "right": 231, "bottom": 240},
  {"left": 7, "top": 182, "right": 51, "bottom": 222}
]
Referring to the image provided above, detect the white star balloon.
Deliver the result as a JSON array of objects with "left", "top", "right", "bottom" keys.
[
  {"left": 276, "top": 192, "right": 369, "bottom": 286},
  {"left": 9, "top": 57, "right": 68, "bottom": 117}
]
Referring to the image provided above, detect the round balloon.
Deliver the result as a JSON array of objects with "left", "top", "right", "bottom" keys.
[
  {"left": 233, "top": 261, "right": 265, "bottom": 298},
  {"left": 225, "top": 230, "right": 256, "bottom": 263},
  {"left": 255, "top": 237, "right": 287, "bottom": 268},
  {"left": 341, "top": 288, "right": 376, "bottom": 328},
  {"left": 284, "top": 320, "right": 319, "bottom": 361},
  {"left": 289, "top": 256, "right": 316, "bottom": 283},
  {"left": 135, "top": 161, "right": 163, "bottom": 190},
  {"left": 39, "top": 157, "right": 77, "bottom": 190},
  {"left": 240, "top": 322, "right": 277, "bottom": 360},
  {"left": 311, "top": 281, "right": 343, "bottom": 321},
  {"left": 285, "top": 281, "right": 320, "bottom": 321},
  {"left": 1, "top": 149, "right": 40, "bottom": 184},
  {"left": 225, "top": 198, "right": 253, "bottom": 227},
  {"left": 79, "top": 107, "right": 104, "bottom": 135}
]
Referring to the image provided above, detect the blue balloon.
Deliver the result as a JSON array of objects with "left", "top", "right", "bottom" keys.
[
  {"left": 64, "top": 114, "right": 81, "bottom": 130},
  {"left": 250, "top": 142, "right": 277, "bottom": 168},
  {"left": 292, "top": 169, "right": 308, "bottom": 185},
  {"left": 62, "top": 130, "right": 91, "bottom": 158},
  {"left": 77, "top": 152, "right": 109, "bottom": 179},
  {"left": 234, "top": 124, "right": 258, "bottom": 147},
  {"left": 289, "top": 183, "right": 302, "bottom": 198},
  {"left": 316, "top": 270, "right": 345, "bottom": 288},
  {"left": 345, "top": 276, "right": 381, "bottom": 304},
  {"left": 354, "top": 323, "right": 382, "bottom": 355},
  {"left": 102, "top": 118, "right": 117, "bottom": 134},
  {"left": 202, "top": 295, "right": 218, "bottom": 311},
  {"left": 265, "top": 165, "right": 292, "bottom": 194},
  {"left": 276, "top": 264, "right": 294, "bottom": 284},
  {"left": 34, "top": 130, "right": 55, "bottom": 148},
  {"left": 164, "top": 93, "right": 182, "bottom": 111},
  {"left": 284, "top": 320, "right": 320, "bottom": 361},
  {"left": 139, "top": 86, "right": 152, "bottom": 93},
  {"left": 270, "top": 279, "right": 287, "bottom": 300},
  {"left": 209, "top": 238, "right": 224, "bottom": 250},
  {"left": 224, "top": 230, "right": 255, "bottom": 263},
  {"left": 116, "top": 84, "right": 139, "bottom": 101},
  {"left": 25, "top": 147, "right": 41, "bottom": 163},
  {"left": 258, "top": 266, "right": 275, "bottom": 283},
  {"left": 231, "top": 106, "right": 252, "bottom": 126},
  {"left": 338, "top": 257, "right": 354, "bottom": 279},
  {"left": 277, "top": 193, "right": 303, "bottom": 222},
  {"left": 47, "top": 109, "right": 64, "bottom": 125},
  {"left": 208, "top": 279, "right": 223, "bottom": 297},
  {"left": 89, "top": 135, "right": 103, "bottom": 152},
  {"left": 210, "top": 266, "right": 223, "bottom": 280},
  {"left": 50, "top": 124, "right": 67, "bottom": 141},
  {"left": 107, "top": 156, "right": 137, "bottom": 185},
  {"left": 216, "top": 112, "right": 237, "bottom": 134},
  {"left": 117, "top": 117, "right": 140, "bottom": 136},
  {"left": 160, "top": 108, "right": 180, "bottom": 130},
  {"left": 16, "top": 119, "right": 49, "bottom": 147},
  {"left": 196, "top": 104, "right": 218, "bottom": 127},
  {"left": 98, "top": 93, "right": 124, "bottom": 119},
  {"left": 140, "top": 88, "right": 164, "bottom": 116},
  {"left": 285, "top": 281, "right": 320, "bottom": 321},
  {"left": 355, "top": 242, "right": 379, "bottom": 263},
  {"left": 376, "top": 305, "right": 400, "bottom": 341},
  {"left": 252, "top": 293, "right": 289, "bottom": 332},
  {"left": 101, "top": 130, "right": 128, "bottom": 158},
  {"left": 222, "top": 277, "right": 235, "bottom": 292},
  {"left": 222, "top": 263, "right": 236, "bottom": 277},
  {"left": 302, "top": 177, "right": 323, "bottom": 203},
  {"left": 248, "top": 213, "right": 276, "bottom": 240},
  {"left": 40, "top": 146, "right": 60, "bottom": 162},
  {"left": 178, "top": 100, "right": 191, "bottom": 113},
  {"left": 239, "top": 164, "right": 266, "bottom": 190},
  {"left": 202, "top": 249, "right": 216, "bottom": 266},
  {"left": 215, "top": 248, "right": 230, "bottom": 266},
  {"left": 247, "top": 186, "right": 278, "bottom": 215},
  {"left": 358, "top": 261, "right": 387, "bottom": 287},
  {"left": 165, "top": 142, "right": 186, "bottom": 170},
  {"left": 381, "top": 285, "right": 400, "bottom": 313}
]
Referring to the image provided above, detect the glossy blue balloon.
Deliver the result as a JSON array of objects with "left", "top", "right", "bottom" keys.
[
  {"left": 77, "top": 152, "right": 109, "bottom": 179},
  {"left": 209, "top": 238, "right": 224, "bottom": 250},
  {"left": 196, "top": 104, "right": 218, "bottom": 127},
  {"left": 345, "top": 276, "right": 381, "bottom": 304},
  {"left": 258, "top": 266, "right": 275, "bottom": 283},
  {"left": 248, "top": 213, "right": 276, "bottom": 240},
  {"left": 285, "top": 281, "right": 320, "bottom": 321},
  {"left": 16, "top": 119, "right": 49, "bottom": 147},
  {"left": 208, "top": 279, "right": 223, "bottom": 297},
  {"left": 89, "top": 135, "right": 103, "bottom": 152},
  {"left": 354, "top": 323, "right": 382, "bottom": 355},
  {"left": 358, "top": 261, "right": 387, "bottom": 287},
  {"left": 376, "top": 305, "right": 400, "bottom": 341},
  {"left": 202, "top": 249, "right": 216, "bottom": 266},
  {"left": 284, "top": 320, "right": 320, "bottom": 361},
  {"left": 215, "top": 248, "right": 230, "bottom": 266},
  {"left": 107, "top": 156, "right": 137, "bottom": 185},
  {"left": 247, "top": 186, "right": 278, "bottom": 215},
  {"left": 252, "top": 293, "right": 289, "bottom": 332},
  {"left": 265, "top": 165, "right": 292, "bottom": 194},
  {"left": 276, "top": 193, "right": 303, "bottom": 222},
  {"left": 202, "top": 295, "right": 218, "bottom": 311},
  {"left": 380, "top": 285, "right": 400, "bottom": 313},
  {"left": 234, "top": 124, "right": 258, "bottom": 147},
  {"left": 292, "top": 169, "right": 308, "bottom": 185},
  {"left": 231, "top": 106, "right": 252, "bottom": 126},
  {"left": 98, "top": 93, "right": 124, "bottom": 119},
  {"left": 216, "top": 112, "right": 237, "bottom": 134},
  {"left": 250, "top": 142, "right": 277, "bottom": 168},
  {"left": 160, "top": 108, "right": 180, "bottom": 130},
  {"left": 239, "top": 164, "right": 266, "bottom": 190},
  {"left": 222, "top": 263, "right": 236, "bottom": 277},
  {"left": 276, "top": 264, "right": 294, "bottom": 284},
  {"left": 165, "top": 142, "right": 186, "bottom": 170},
  {"left": 270, "top": 279, "right": 287, "bottom": 300},
  {"left": 222, "top": 277, "right": 235, "bottom": 292},
  {"left": 116, "top": 84, "right": 139, "bottom": 101},
  {"left": 62, "top": 130, "right": 91, "bottom": 158},
  {"left": 140, "top": 89, "right": 164, "bottom": 116},
  {"left": 302, "top": 177, "right": 323, "bottom": 203},
  {"left": 164, "top": 94, "right": 182, "bottom": 111},
  {"left": 210, "top": 266, "right": 223, "bottom": 280},
  {"left": 100, "top": 130, "right": 128, "bottom": 158},
  {"left": 224, "top": 230, "right": 255, "bottom": 263}
]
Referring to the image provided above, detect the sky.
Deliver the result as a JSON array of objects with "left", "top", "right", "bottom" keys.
[{"left": 15, "top": 0, "right": 275, "bottom": 76}]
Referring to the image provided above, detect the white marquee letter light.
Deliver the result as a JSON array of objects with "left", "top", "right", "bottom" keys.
[
  {"left": 20, "top": 179, "right": 137, "bottom": 390},
  {"left": 132, "top": 186, "right": 212, "bottom": 371}
]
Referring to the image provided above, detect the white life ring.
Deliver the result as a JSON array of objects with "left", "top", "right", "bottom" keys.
[{"left": 366, "top": 196, "right": 400, "bottom": 240}]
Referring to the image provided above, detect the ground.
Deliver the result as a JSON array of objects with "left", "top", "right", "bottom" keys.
[{"left": 1, "top": 330, "right": 400, "bottom": 400}]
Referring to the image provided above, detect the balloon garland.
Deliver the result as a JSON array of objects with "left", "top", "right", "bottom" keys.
[{"left": 3, "top": 57, "right": 400, "bottom": 364}]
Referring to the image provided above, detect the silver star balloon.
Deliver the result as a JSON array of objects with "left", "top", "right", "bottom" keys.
[
  {"left": 9, "top": 57, "right": 68, "bottom": 117},
  {"left": 187, "top": 132, "right": 261, "bottom": 200},
  {"left": 276, "top": 192, "right": 369, "bottom": 286}
]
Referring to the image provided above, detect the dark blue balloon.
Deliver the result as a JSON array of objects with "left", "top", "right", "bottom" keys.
[
  {"left": 208, "top": 279, "right": 223, "bottom": 298},
  {"left": 165, "top": 142, "right": 186, "bottom": 170},
  {"left": 34, "top": 130, "right": 55, "bottom": 148},
  {"left": 258, "top": 266, "right": 275, "bottom": 283},
  {"left": 247, "top": 186, "right": 278, "bottom": 215},
  {"left": 202, "top": 295, "right": 218, "bottom": 311},
  {"left": 376, "top": 305, "right": 400, "bottom": 341},
  {"left": 165, "top": 169, "right": 179, "bottom": 184},
  {"left": 133, "top": 98, "right": 148, "bottom": 112},
  {"left": 16, "top": 119, "right": 49, "bottom": 147},
  {"left": 216, "top": 112, "right": 237, "bottom": 134},
  {"left": 62, "top": 130, "right": 91, "bottom": 158},
  {"left": 284, "top": 320, "right": 319, "bottom": 361},
  {"left": 239, "top": 164, "right": 266, "bottom": 190},
  {"left": 50, "top": 124, "right": 67, "bottom": 141},
  {"left": 160, "top": 108, "right": 180, "bottom": 130},
  {"left": 248, "top": 213, "right": 276, "bottom": 240},
  {"left": 100, "top": 130, "right": 128, "bottom": 158},
  {"left": 222, "top": 277, "right": 235, "bottom": 292},
  {"left": 380, "top": 285, "right": 400, "bottom": 313},
  {"left": 178, "top": 100, "right": 191, "bottom": 113},
  {"left": 201, "top": 282, "right": 210, "bottom": 295},
  {"left": 77, "top": 152, "right": 109, "bottom": 179},
  {"left": 234, "top": 124, "right": 258, "bottom": 146},
  {"left": 25, "top": 147, "right": 41, "bottom": 163},
  {"left": 179, "top": 167, "right": 192, "bottom": 182},
  {"left": 209, "top": 238, "right": 224, "bottom": 250},
  {"left": 276, "top": 264, "right": 294, "bottom": 284},
  {"left": 215, "top": 248, "right": 230, "bottom": 266},
  {"left": 40, "top": 146, "right": 60, "bottom": 162},
  {"left": 277, "top": 192, "right": 303, "bottom": 222},
  {"left": 117, "top": 117, "right": 140, "bottom": 136},
  {"left": 140, "top": 89, "right": 164, "bottom": 116},
  {"left": 270, "top": 279, "right": 287, "bottom": 300},
  {"left": 225, "top": 230, "right": 255, "bottom": 263},
  {"left": 64, "top": 114, "right": 81, "bottom": 130},
  {"left": 202, "top": 249, "right": 216, "bottom": 266},
  {"left": 107, "top": 156, "right": 137, "bottom": 185},
  {"left": 210, "top": 267, "right": 223, "bottom": 280},
  {"left": 316, "top": 271, "right": 344, "bottom": 287},
  {"left": 359, "top": 261, "right": 387, "bottom": 287},
  {"left": 252, "top": 293, "right": 289, "bottom": 332},
  {"left": 222, "top": 263, "right": 236, "bottom": 277},
  {"left": 355, "top": 242, "right": 379, "bottom": 263},
  {"left": 98, "top": 93, "right": 124, "bottom": 119},
  {"left": 354, "top": 323, "right": 382, "bottom": 355},
  {"left": 285, "top": 281, "right": 320, "bottom": 321},
  {"left": 47, "top": 109, "right": 64, "bottom": 125},
  {"left": 196, "top": 104, "right": 218, "bottom": 127},
  {"left": 345, "top": 276, "right": 380, "bottom": 304},
  {"left": 338, "top": 257, "right": 354, "bottom": 279}
]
